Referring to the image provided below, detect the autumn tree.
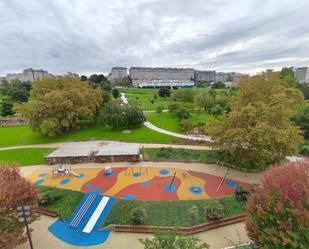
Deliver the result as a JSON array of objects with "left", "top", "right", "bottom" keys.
[
  {"left": 16, "top": 77, "right": 102, "bottom": 136},
  {"left": 0, "top": 164, "right": 38, "bottom": 249},
  {"left": 246, "top": 161, "right": 309, "bottom": 249},
  {"left": 208, "top": 72, "right": 303, "bottom": 170}
]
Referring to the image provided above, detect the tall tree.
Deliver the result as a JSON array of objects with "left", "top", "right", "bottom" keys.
[
  {"left": 246, "top": 161, "right": 309, "bottom": 249},
  {"left": 0, "top": 164, "right": 38, "bottom": 249},
  {"left": 16, "top": 77, "right": 102, "bottom": 136},
  {"left": 0, "top": 98, "right": 14, "bottom": 117},
  {"left": 208, "top": 72, "right": 303, "bottom": 170}
]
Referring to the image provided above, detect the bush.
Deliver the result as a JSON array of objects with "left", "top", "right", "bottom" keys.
[
  {"left": 175, "top": 106, "right": 190, "bottom": 120},
  {"left": 179, "top": 119, "right": 192, "bottom": 132},
  {"left": 246, "top": 162, "right": 309, "bottom": 249},
  {"left": 187, "top": 205, "right": 199, "bottom": 221},
  {"left": 112, "top": 89, "right": 120, "bottom": 99},
  {"left": 299, "top": 144, "right": 309, "bottom": 156},
  {"left": 155, "top": 105, "right": 165, "bottom": 114},
  {"left": 131, "top": 207, "right": 147, "bottom": 224},
  {"left": 204, "top": 199, "right": 224, "bottom": 220},
  {"left": 156, "top": 147, "right": 172, "bottom": 158},
  {"left": 38, "top": 187, "right": 62, "bottom": 205},
  {"left": 234, "top": 186, "right": 250, "bottom": 202},
  {"left": 168, "top": 103, "right": 179, "bottom": 113},
  {"left": 158, "top": 88, "right": 171, "bottom": 98}
]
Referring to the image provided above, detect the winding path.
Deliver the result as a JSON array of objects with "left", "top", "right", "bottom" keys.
[{"left": 121, "top": 92, "right": 211, "bottom": 142}]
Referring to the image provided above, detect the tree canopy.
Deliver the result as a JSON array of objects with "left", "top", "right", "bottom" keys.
[
  {"left": 208, "top": 72, "right": 303, "bottom": 170},
  {"left": 246, "top": 161, "right": 309, "bottom": 249},
  {"left": 0, "top": 164, "right": 38, "bottom": 249},
  {"left": 16, "top": 77, "right": 102, "bottom": 136}
]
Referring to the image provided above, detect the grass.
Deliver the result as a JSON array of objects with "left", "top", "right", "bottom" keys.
[
  {"left": 146, "top": 111, "right": 215, "bottom": 134},
  {"left": 144, "top": 148, "right": 222, "bottom": 163},
  {"left": 0, "top": 125, "right": 174, "bottom": 148},
  {"left": 0, "top": 148, "right": 54, "bottom": 166},
  {"left": 104, "top": 196, "right": 246, "bottom": 227},
  {"left": 37, "top": 186, "right": 84, "bottom": 220}
]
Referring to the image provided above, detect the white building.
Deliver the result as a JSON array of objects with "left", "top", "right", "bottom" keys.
[
  {"left": 194, "top": 70, "right": 216, "bottom": 82},
  {"left": 295, "top": 67, "right": 309, "bottom": 83},
  {"left": 5, "top": 68, "right": 53, "bottom": 82},
  {"left": 129, "top": 67, "right": 194, "bottom": 87},
  {"left": 107, "top": 67, "right": 128, "bottom": 82}
]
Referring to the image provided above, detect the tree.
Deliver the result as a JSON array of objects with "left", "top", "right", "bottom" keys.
[
  {"left": 211, "top": 82, "right": 225, "bottom": 89},
  {"left": 291, "top": 104, "right": 309, "bottom": 139},
  {"left": 99, "top": 100, "right": 145, "bottom": 129},
  {"left": 208, "top": 73, "right": 303, "bottom": 170},
  {"left": 0, "top": 98, "right": 14, "bottom": 117},
  {"left": 88, "top": 74, "right": 111, "bottom": 91},
  {"left": 16, "top": 77, "right": 102, "bottom": 136},
  {"left": 246, "top": 161, "right": 309, "bottom": 249},
  {"left": 0, "top": 164, "right": 38, "bottom": 249},
  {"left": 171, "top": 89, "right": 196, "bottom": 103},
  {"left": 0, "top": 80, "right": 31, "bottom": 103},
  {"left": 80, "top": 75, "right": 87, "bottom": 81},
  {"left": 112, "top": 89, "right": 120, "bottom": 99},
  {"left": 112, "top": 77, "right": 132, "bottom": 87},
  {"left": 158, "top": 88, "right": 171, "bottom": 98},
  {"left": 139, "top": 230, "right": 209, "bottom": 249}
]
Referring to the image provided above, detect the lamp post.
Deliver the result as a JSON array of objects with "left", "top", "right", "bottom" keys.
[{"left": 17, "top": 204, "right": 34, "bottom": 249}]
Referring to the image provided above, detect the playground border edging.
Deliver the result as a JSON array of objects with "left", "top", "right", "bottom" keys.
[{"left": 100, "top": 214, "right": 246, "bottom": 234}]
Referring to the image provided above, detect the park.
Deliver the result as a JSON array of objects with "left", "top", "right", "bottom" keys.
[{"left": 0, "top": 69, "right": 308, "bottom": 249}]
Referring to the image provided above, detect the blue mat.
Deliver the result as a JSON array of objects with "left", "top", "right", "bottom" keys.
[{"left": 48, "top": 193, "right": 116, "bottom": 246}]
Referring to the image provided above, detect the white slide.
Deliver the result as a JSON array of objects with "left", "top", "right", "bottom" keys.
[
  {"left": 70, "top": 171, "right": 80, "bottom": 177},
  {"left": 82, "top": 196, "right": 110, "bottom": 234}
]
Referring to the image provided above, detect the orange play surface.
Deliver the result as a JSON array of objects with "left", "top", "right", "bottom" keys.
[{"left": 27, "top": 167, "right": 251, "bottom": 201}]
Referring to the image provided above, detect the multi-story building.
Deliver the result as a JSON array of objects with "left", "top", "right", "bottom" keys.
[
  {"left": 107, "top": 67, "right": 128, "bottom": 82},
  {"left": 129, "top": 67, "right": 195, "bottom": 87},
  {"left": 295, "top": 67, "right": 309, "bottom": 83},
  {"left": 194, "top": 70, "right": 216, "bottom": 82},
  {"left": 4, "top": 68, "right": 53, "bottom": 82}
]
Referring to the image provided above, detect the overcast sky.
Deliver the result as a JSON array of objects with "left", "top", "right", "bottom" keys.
[{"left": 0, "top": 0, "right": 309, "bottom": 76}]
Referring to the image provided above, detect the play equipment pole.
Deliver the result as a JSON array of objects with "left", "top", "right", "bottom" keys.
[
  {"left": 169, "top": 172, "right": 176, "bottom": 190},
  {"left": 216, "top": 169, "right": 230, "bottom": 192}
]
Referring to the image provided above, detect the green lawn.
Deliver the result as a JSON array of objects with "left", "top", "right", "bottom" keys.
[
  {"left": 144, "top": 148, "right": 222, "bottom": 163},
  {"left": 104, "top": 196, "right": 246, "bottom": 227},
  {"left": 0, "top": 125, "right": 174, "bottom": 148},
  {"left": 146, "top": 111, "right": 215, "bottom": 134},
  {"left": 38, "top": 186, "right": 84, "bottom": 220},
  {"left": 0, "top": 148, "right": 54, "bottom": 166}
]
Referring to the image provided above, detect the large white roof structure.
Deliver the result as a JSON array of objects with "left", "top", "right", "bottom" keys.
[{"left": 45, "top": 141, "right": 140, "bottom": 158}]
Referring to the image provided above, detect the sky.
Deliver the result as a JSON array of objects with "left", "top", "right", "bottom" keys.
[{"left": 0, "top": 0, "right": 309, "bottom": 76}]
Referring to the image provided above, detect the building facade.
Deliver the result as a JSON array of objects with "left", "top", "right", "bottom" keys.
[
  {"left": 295, "top": 67, "right": 309, "bottom": 83},
  {"left": 129, "top": 67, "right": 194, "bottom": 87},
  {"left": 5, "top": 68, "right": 53, "bottom": 82},
  {"left": 194, "top": 70, "right": 216, "bottom": 82},
  {"left": 107, "top": 67, "right": 128, "bottom": 82}
]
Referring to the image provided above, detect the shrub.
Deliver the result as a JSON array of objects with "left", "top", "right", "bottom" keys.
[
  {"left": 246, "top": 162, "right": 309, "bottom": 249},
  {"left": 168, "top": 103, "right": 179, "bottom": 113},
  {"left": 234, "top": 186, "right": 250, "bottom": 202},
  {"left": 299, "top": 144, "right": 309, "bottom": 155},
  {"left": 179, "top": 119, "right": 192, "bottom": 132},
  {"left": 175, "top": 106, "right": 190, "bottom": 120},
  {"left": 204, "top": 199, "right": 224, "bottom": 220},
  {"left": 156, "top": 147, "right": 172, "bottom": 158},
  {"left": 155, "top": 105, "right": 165, "bottom": 114},
  {"left": 187, "top": 205, "right": 199, "bottom": 221},
  {"left": 38, "top": 187, "right": 62, "bottom": 205},
  {"left": 112, "top": 88, "right": 120, "bottom": 98},
  {"left": 158, "top": 88, "right": 171, "bottom": 98},
  {"left": 131, "top": 207, "right": 147, "bottom": 224}
]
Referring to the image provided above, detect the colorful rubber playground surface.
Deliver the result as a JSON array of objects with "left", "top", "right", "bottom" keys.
[{"left": 28, "top": 166, "right": 251, "bottom": 200}]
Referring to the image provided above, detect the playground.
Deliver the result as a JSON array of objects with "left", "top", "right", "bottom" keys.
[{"left": 27, "top": 166, "right": 251, "bottom": 201}]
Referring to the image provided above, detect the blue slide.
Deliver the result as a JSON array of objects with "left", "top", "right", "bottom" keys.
[{"left": 48, "top": 192, "right": 116, "bottom": 246}]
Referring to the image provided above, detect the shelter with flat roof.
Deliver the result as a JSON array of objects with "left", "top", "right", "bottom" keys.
[{"left": 45, "top": 141, "right": 140, "bottom": 164}]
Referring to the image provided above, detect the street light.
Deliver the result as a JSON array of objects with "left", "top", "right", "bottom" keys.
[{"left": 17, "top": 205, "right": 34, "bottom": 249}]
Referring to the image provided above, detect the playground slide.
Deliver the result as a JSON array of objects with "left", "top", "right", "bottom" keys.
[{"left": 71, "top": 171, "right": 80, "bottom": 177}]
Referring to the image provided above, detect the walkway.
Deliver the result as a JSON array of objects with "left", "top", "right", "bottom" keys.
[
  {"left": 0, "top": 142, "right": 211, "bottom": 151},
  {"left": 144, "top": 121, "right": 212, "bottom": 142},
  {"left": 16, "top": 215, "right": 250, "bottom": 249}
]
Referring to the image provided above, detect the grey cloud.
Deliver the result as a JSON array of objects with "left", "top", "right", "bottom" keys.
[{"left": 0, "top": 0, "right": 308, "bottom": 76}]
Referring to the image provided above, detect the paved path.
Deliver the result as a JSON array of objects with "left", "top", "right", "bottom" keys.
[
  {"left": 0, "top": 141, "right": 211, "bottom": 151},
  {"left": 144, "top": 121, "right": 212, "bottom": 142},
  {"left": 16, "top": 215, "right": 250, "bottom": 249}
]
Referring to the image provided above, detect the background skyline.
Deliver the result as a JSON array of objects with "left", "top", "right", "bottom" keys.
[{"left": 0, "top": 0, "right": 309, "bottom": 76}]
